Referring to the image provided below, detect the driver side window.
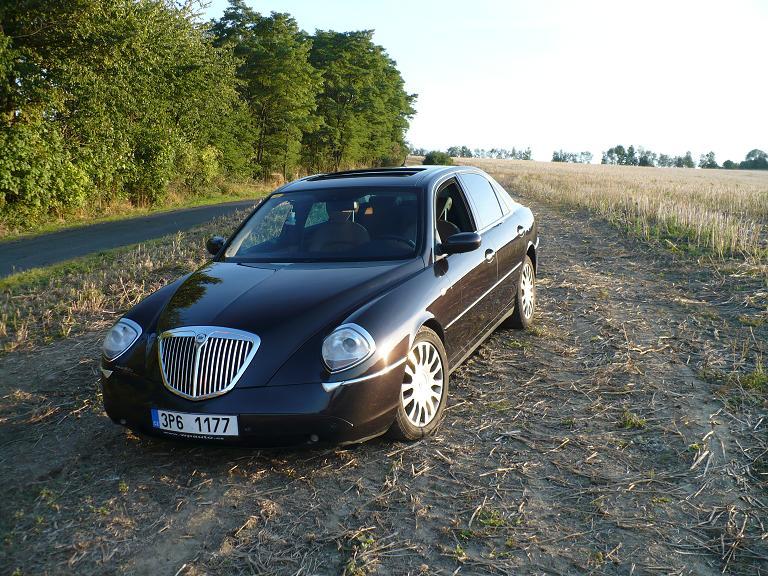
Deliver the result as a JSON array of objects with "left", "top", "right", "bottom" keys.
[{"left": 435, "top": 181, "right": 475, "bottom": 242}]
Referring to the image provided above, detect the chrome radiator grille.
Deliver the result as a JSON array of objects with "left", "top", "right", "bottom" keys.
[{"left": 158, "top": 327, "right": 260, "bottom": 400}]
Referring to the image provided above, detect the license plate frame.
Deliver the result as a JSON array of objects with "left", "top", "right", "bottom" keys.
[{"left": 151, "top": 408, "right": 239, "bottom": 437}]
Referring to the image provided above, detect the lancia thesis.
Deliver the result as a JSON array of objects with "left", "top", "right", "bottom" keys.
[{"left": 101, "top": 166, "right": 539, "bottom": 445}]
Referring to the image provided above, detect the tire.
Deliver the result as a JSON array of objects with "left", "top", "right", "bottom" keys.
[
  {"left": 388, "top": 326, "right": 449, "bottom": 441},
  {"left": 504, "top": 255, "right": 536, "bottom": 329}
]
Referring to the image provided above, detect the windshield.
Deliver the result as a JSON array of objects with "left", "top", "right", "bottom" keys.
[{"left": 224, "top": 188, "right": 421, "bottom": 263}]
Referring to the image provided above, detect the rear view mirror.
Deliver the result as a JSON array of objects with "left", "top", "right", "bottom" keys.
[
  {"left": 206, "top": 236, "right": 226, "bottom": 255},
  {"left": 441, "top": 232, "right": 481, "bottom": 255}
]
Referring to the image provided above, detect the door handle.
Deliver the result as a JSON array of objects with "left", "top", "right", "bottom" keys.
[{"left": 484, "top": 249, "right": 495, "bottom": 263}]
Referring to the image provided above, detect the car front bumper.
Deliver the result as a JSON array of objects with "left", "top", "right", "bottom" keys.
[{"left": 101, "top": 363, "right": 404, "bottom": 446}]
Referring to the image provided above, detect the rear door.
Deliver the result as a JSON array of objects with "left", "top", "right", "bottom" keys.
[
  {"left": 459, "top": 172, "right": 520, "bottom": 324},
  {"left": 488, "top": 176, "right": 530, "bottom": 308}
]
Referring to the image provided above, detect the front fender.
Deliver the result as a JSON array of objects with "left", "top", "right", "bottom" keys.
[{"left": 343, "top": 266, "right": 448, "bottom": 367}]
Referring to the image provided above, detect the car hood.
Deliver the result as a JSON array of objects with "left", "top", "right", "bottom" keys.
[{"left": 155, "top": 259, "right": 423, "bottom": 386}]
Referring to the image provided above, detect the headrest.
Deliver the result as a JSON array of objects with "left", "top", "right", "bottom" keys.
[
  {"left": 437, "top": 196, "right": 453, "bottom": 220},
  {"left": 370, "top": 195, "right": 397, "bottom": 209},
  {"left": 326, "top": 199, "right": 359, "bottom": 213}
]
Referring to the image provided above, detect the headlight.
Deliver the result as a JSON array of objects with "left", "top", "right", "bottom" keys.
[
  {"left": 102, "top": 318, "right": 142, "bottom": 361},
  {"left": 322, "top": 324, "right": 375, "bottom": 372}
]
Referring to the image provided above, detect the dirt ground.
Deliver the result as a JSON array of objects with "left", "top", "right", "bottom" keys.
[{"left": 1, "top": 198, "right": 766, "bottom": 575}]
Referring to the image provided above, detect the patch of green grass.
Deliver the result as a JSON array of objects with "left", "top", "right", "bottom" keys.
[
  {"left": 739, "top": 361, "right": 767, "bottom": 391},
  {"left": 698, "top": 308, "right": 720, "bottom": 321},
  {"left": 488, "top": 399, "right": 512, "bottom": 411},
  {"left": 0, "top": 251, "right": 118, "bottom": 292},
  {"left": 618, "top": 409, "right": 646, "bottom": 430},
  {"left": 588, "top": 550, "right": 605, "bottom": 568},
  {"left": 738, "top": 314, "right": 766, "bottom": 328},
  {"left": 451, "top": 544, "right": 468, "bottom": 562},
  {"left": 477, "top": 508, "right": 506, "bottom": 528},
  {"left": 702, "top": 360, "right": 767, "bottom": 395},
  {"left": 528, "top": 325, "right": 545, "bottom": 337}
]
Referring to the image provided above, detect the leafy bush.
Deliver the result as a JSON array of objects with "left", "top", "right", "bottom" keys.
[
  {"left": 0, "top": 115, "right": 90, "bottom": 224},
  {"left": 423, "top": 151, "right": 453, "bottom": 165},
  {"left": 0, "top": 1, "right": 417, "bottom": 229}
]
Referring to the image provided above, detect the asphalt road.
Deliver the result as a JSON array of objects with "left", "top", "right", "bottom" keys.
[{"left": 0, "top": 199, "right": 257, "bottom": 278}]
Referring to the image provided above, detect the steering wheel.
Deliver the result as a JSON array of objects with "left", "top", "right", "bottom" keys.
[{"left": 377, "top": 235, "right": 416, "bottom": 249}]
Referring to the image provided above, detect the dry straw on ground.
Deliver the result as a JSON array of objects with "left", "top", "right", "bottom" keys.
[{"left": 1, "top": 194, "right": 765, "bottom": 574}]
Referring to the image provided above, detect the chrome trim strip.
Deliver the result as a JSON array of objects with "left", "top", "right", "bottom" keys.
[
  {"left": 322, "top": 356, "right": 408, "bottom": 393},
  {"left": 157, "top": 326, "right": 260, "bottom": 401},
  {"left": 445, "top": 262, "right": 522, "bottom": 330}
]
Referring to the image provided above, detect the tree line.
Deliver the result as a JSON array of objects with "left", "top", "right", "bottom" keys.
[
  {"left": 412, "top": 146, "right": 532, "bottom": 161},
  {"left": 552, "top": 150, "right": 593, "bottom": 164},
  {"left": 593, "top": 146, "right": 766, "bottom": 170},
  {"left": 0, "top": 0, "right": 415, "bottom": 225},
  {"left": 417, "top": 144, "right": 766, "bottom": 171}
]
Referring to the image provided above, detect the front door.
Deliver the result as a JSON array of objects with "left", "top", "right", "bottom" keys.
[{"left": 433, "top": 179, "right": 499, "bottom": 364}]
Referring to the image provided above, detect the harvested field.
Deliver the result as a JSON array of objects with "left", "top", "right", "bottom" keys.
[
  {"left": 456, "top": 158, "right": 768, "bottom": 268},
  {"left": 1, "top": 188, "right": 766, "bottom": 574}
]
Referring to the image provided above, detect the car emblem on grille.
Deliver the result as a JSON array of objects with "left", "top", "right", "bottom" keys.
[{"left": 157, "top": 326, "right": 260, "bottom": 400}]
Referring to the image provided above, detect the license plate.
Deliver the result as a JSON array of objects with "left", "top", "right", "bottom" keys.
[{"left": 151, "top": 408, "right": 239, "bottom": 437}]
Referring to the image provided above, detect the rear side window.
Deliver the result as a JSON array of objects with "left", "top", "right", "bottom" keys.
[
  {"left": 459, "top": 173, "right": 503, "bottom": 229},
  {"left": 489, "top": 176, "right": 515, "bottom": 212}
]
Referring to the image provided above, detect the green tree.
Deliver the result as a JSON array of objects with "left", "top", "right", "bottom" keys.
[
  {"left": 423, "top": 151, "right": 452, "bottom": 165},
  {"left": 674, "top": 151, "right": 695, "bottom": 168},
  {"left": 638, "top": 148, "right": 657, "bottom": 167},
  {"left": 699, "top": 151, "right": 719, "bottom": 169},
  {"left": 1, "top": 0, "right": 245, "bottom": 223},
  {"left": 211, "top": 2, "right": 321, "bottom": 179},
  {"left": 553, "top": 150, "right": 592, "bottom": 163},
  {"left": 304, "top": 30, "right": 415, "bottom": 171},
  {"left": 740, "top": 149, "right": 768, "bottom": 170}
]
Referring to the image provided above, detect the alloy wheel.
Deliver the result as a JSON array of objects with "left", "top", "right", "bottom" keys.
[
  {"left": 520, "top": 260, "right": 535, "bottom": 320},
  {"left": 401, "top": 341, "right": 444, "bottom": 427}
]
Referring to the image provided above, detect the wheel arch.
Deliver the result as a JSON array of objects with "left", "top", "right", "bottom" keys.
[
  {"left": 421, "top": 317, "right": 445, "bottom": 344},
  {"left": 407, "top": 311, "right": 445, "bottom": 349},
  {"left": 526, "top": 242, "right": 537, "bottom": 274}
]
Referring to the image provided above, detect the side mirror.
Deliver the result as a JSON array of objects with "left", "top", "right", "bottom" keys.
[
  {"left": 440, "top": 232, "right": 481, "bottom": 255},
  {"left": 206, "top": 236, "right": 226, "bottom": 256}
]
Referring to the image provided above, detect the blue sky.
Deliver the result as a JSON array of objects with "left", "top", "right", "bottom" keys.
[{"left": 203, "top": 0, "right": 768, "bottom": 163}]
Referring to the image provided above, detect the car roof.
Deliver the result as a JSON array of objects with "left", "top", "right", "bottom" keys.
[{"left": 278, "top": 165, "right": 479, "bottom": 192}]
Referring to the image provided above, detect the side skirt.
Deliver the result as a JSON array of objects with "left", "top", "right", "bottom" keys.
[{"left": 447, "top": 304, "right": 516, "bottom": 374}]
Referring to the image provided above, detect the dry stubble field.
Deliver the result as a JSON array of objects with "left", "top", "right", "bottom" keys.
[{"left": 1, "top": 161, "right": 767, "bottom": 575}]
